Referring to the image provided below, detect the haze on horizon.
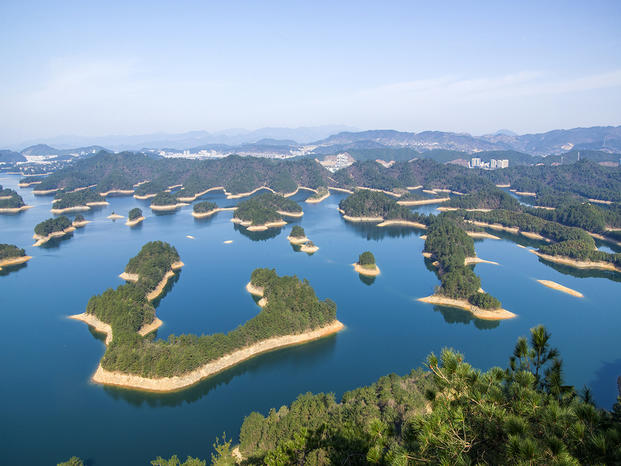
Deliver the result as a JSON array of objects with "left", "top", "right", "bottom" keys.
[{"left": 1, "top": 0, "right": 621, "bottom": 146}]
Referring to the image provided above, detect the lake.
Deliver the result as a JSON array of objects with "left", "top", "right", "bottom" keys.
[{"left": 1, "top": 174, "right": 620, "bottom": 465}]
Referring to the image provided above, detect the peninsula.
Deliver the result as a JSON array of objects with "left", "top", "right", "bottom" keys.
[
  {"left": 150, "top": 192, "right": 189, "bottom": 211},
  {"left": 232, "top": 192, "right": 301, "bottom": 231},
  {"left": 338, "top": 190, "right": 427, "bottom": 227},
  {"left": 32, "top": 216, "right": 75, "bottom": 246},
  {"left": 72, "top": 214, "right": 90, "bottom": 228},
  {"left": 0, "top": 186, "right": 31, "bottom": 214},
  {"left": 0, "top": 244, "right": 32, "bottom": 271},
  {"left": 50, "top": 189, "right": 109, "bottom": 214},
  {"left": 71, "top": 247, "right": 343, "bottom": 392}
]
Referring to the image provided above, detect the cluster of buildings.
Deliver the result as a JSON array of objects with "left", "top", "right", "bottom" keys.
[
  {"left": 317, "top": 153, "right": 355, "bottom": 172},
  {"left": 469, "top": 157, "right": 509, "bottom": 169}
]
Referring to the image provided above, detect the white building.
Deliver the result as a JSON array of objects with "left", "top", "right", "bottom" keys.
[{"left": 471, "top": 157, "right": 481, "bottom": 168}]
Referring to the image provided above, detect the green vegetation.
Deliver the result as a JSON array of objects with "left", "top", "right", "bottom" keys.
[
  {"left": 151, "top": 455, "right": 206, "bottom": 466},
  {"left": 539, "top": 240, "right": 621, "bottom": 267},
  {"left": 128, "top": 207, "right": 143, "bottom": 220},
  {"left": 307, "top": 186, "right": 329, "bottom": 200},
  {"left": 74, "top": 214, "right": 85, "bottom": 222},
  {"left": 57, "top": 457, "right": 83, "bottom": 466},
  {"left": 84, "top": 244, "right": 337, "bottom": 378},
  {"left": 527, "top": 201, "right": 619, "bottom": 234},
  {"left": 193, "top": 201, "right": 218, "bottom": 213},
  {"left": 289, "top": 225, "right": 306, "bottom": 238},
  {"left": 151, "top": 191, "right": 179, "bottom": 206},
  {"left": 34, "top": 216, "right": 72, "bottom": 237},
  {"left": 53, "top": 189, "right": 101, "bottom": 209},
  {"left": 0, "top": 244, "right": 26, "bottom": 260},
  {"left": 339, "top": 190, "right": 426, "bottom": 223},
  {"left": 204, "top": 325, "right": 621, "bottom": 465},
  {"left": 358, "top": 251, "right": 376, "bottom": 267},
  {"left": 135, "top": 180, "right": 167, "bottom": 196},
  {"left": 446, "top": 186, "right": 521, "bottom": 210},
  {"left": 0, "top": 185, "right": 26, "bottom": 209},
  {"left": 424, "top": 216, "right": 501, "bottom": 308},
  {"left": 234, "top": 193, "right": 301, "bottom": 226}
]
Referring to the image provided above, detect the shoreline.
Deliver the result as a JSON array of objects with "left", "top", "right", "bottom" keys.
[
  {"left": 177, "top": 186, "right": 225, "bottom": 202},
  {"left": 376, "top": 219, "right": 427, "bottom": 228},
  {"left": 305, "top": 192, "right": 330, "bottom": 204},
  {"left": 287, "top": 235, "right": 309, "bottom": 245},
  {"left": 51, "top": 205, "right": 90, "bottom": 214},
  {"left": 0, "top": 255, "right": 32, "bottom": 270},
  {"left": 226, "top": 186, "right": 276, "bottom": 199},
  {"left": 18, "top": 181, "right": 42, "bottom": 187},
  {"left": 277, "top": 210, "right": 304, "bottom": 218},
  {"left": 89, "top": 320, "right": 345, "bottom": 392},
  {"left": 397, "top": 197, "right": 450, "bottom": 206},
  {"left": 99, "top": 189, "right": 134, "bottom": 197},
  {"left": 191, "top": 207, "right": 237, "bottom": 218},
  {"left": 537, "top": 280, "right": 584, "bottom": 298},
  {"left": 33, "top": 188, "right": 59, "bottom": 195},
  {"left": 300, "top": 243, "right": 319, "bottom": 254},
  {"left": 530, "top": 250, "right": 621, "bottom": 273},
  {"left": 150, "top": 202, "right": 189, "bottom": 211},
  {"left": 125, "top": 216, "right": 145, "bottom": 226},
  {"left": 338, "top": 208, "right": 383, "bottom": 223},
  {"left": 466, "top": 231, "right": 500, "bottom": 239},
  {"left": 327, "top": 186, "right": 353, "bottom": 194},
  {"left": 353, "top": 262, "right": 380, "bottom": 276},
  {"left": 417, "top": 294, "right": 516, "bottom": 320},
  {"left": 464, "top": 257, "right": 499, "bottom": 266},
  {"left": 107, "top": 213, "right": 124, "bottom": 220},
  {"left": 146, "top": 261, "right": 185, "bottom": 301},
  {"left": 356, "top": 186, "right": 401, "bottom": 198},
  {"left": 72, "top": 220, "right": 90, "bottom": 228},
  {"left": 33, "top": 226, "right": 76, "bottom": 246},
  {"left": 134, "top": 193, "right": 157, "bottom": 200},
  {"left": 515, "top": 191, "right": 536, "bottom": 197},
  {"left": 231, "top": 217, "right": 287, "bottom": 231},
  {"left": 0, "top": 205, "right": 33, "bottom": 213}
]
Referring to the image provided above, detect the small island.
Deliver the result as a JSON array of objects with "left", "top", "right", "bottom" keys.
[
  {"left": 537, "top": 279, "right": 584, "bottom": 298},
  {"left": 287, "top": 225, "right": 310, "bottom": 244},
  {"left": 33, "top": 216, "right": 75, "bottom": 246},
  {"left": 51, "top": 189, "right": 108, "bottom": 214},
  {"left": 300, "top": 241, "right": 319, "bottom": 254},
  {"left": 107, "top": 211, "right": 124, "bottom": 220},
  {"left": 70, "top": 244, "right": 343, "bottom": 392},
  {"left": 232, "top": 192, "right": 301, "bottom": 231},
  {"left": 339, "top": 190, "right": 427, "bottom": 228},
  {"left": 0, "top": 186, "right": 32, "bottom": 214},
  {"left": 192, "top": 200, "right": 219, "bottom": 218},
  {"left": 150, "top": 191, "right": 189, "bottom": 211},
  {"left": 126, "top": 207, "right": 145, "bottom": 226},
  {"left": 72, "top": 214, "right": 90, "bottom": 228},
  {"left": 0, "top": 244, "right": 32, "bottom": 271},
  {"left": 353, "top": 251, "right": 380, "bottom": 276}
]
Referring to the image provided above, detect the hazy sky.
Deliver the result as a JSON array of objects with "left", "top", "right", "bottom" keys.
[{"left": 1, "top": 1, "right": 621, "bottom": 144}]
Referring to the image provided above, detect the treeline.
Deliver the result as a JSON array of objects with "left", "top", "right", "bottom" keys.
[
  {"left": 234, "top": 193, "right": 301, "bottom": 225},
  {"left": 0, "top": 185, "right": 26, "bottom": 209},
  {"left": 35, "top": 152, "right": 330, "bottom": 196},
  {"left": 527, "top": 202, "right": 621, "bottom": 234},
  {"left": 151, "top": 192, "right": 179, "bottom": 206},
  {"left": 289, "top": 225, "right": 305, "bottom": 238},
  {"left": 85, "top": 249, "right": 338, "bottom": 378},
  {"left": 193, "top": 201, "right": 218, "bottom": 213},
  {"left": 34, "top": 216, "right": 72, "bottom": 237},
  {"left": 0, "top": 244, "right": 26, "bottom": 260},
  {"left": 218, "top": 326, "right": 621, "bottom": 465},
  {"left": 424, "top": 216, "right": 501, "bottom": 309},
  {"left": 339, "top": 190, "right": 427, "bottom": 223},
  {"left": 539, "top": 240, "right": 621, "bottom": 267},
  {"left": 446, "top": 186, "right": 521, "bottom": 210},
  {"left": 53, "top": 189, "right": 102, "bottom": 209}
]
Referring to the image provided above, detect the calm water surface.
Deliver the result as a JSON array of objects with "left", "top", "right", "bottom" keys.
[{"left": 1, "top": 174, "right": 620, "bottom": 465}]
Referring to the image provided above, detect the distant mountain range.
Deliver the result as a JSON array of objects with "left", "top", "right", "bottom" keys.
[{"left": 4, "top": 125, "right": 621, "bottom": 161}]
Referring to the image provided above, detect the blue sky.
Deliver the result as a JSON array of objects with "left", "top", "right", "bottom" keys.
[{"left": 1, "top": 0, "right": 620, "bottom": 144}]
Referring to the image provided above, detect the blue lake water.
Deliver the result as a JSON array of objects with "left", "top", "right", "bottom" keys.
[{"left": 1, "top": 173, "right": 620, "bottom": 465}]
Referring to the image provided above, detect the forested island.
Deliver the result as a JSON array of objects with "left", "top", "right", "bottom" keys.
[
  {"left": 150, "top": 191, "right": 188, "bottom": 211},
  {"left": 420, "top": 215, "right": 514, "bottom": 320},
  {"left": 70, "top": 243, "right": 342, "bottom": 391},
  {"left": 51, "top": 189, "right": 108, "bottom": 213},
  {"left": 192, "top": 200, "right": 220, "bottom": 218},
  {"left": 0, "top": 244, "right": 31, "bottom": 270},
  {"left": 33, "top": 216, "right": 75, "bottom": 246},
  {"left": 0, "top": 185, "right": 30, "bottom": 213},
  {"left": 338, "top": 190, "right": 427, "bottom": 227},
  {"left": 126, "top": 207, "right": 144, "bottom": 226},
  {"left": 353, "top": 251, "right": 380, "bottom": 276},
  {"left": 233, "top": 193, "right": 302, "bottom": 231}
]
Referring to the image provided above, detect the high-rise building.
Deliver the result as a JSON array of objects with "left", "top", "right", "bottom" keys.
[{"left": 471, "top": 157, "right": 481, "bottom": 168}]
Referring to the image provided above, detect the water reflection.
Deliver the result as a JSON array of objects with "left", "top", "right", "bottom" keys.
[
  {"left": 432, "top": 305, "right": 500, "bottom": 330},
  {"left": 341, "top": 220, "right": 424, "bottom": 241},
  {"left": 0, "top": 261, "right": 28, "bottom": 276},
  {"left": 102, "top": 335, "right": 338, "bottom": 407},
  {"left": 587, "top": 358, "right": 621, "bottom": 410},
  {"left": 358, "top": 274, "right": 376, "bottom": 286},
  {"left": 535, "top": 258, "right": 621, "bottom": 283},
  {"left": 39, "top": 232, "right": 74, "bottom": 249},
  {"left": 233, "top": 223, "right": 283, "bottom": 241}
]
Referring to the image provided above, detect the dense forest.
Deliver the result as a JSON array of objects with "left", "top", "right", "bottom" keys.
[
  {"left": 0, "top": 244, "right": 26, "bottom": 260},
  {"left": 339, "top": 190, "right": 427, "bottom": 223},
  {"left": 446, "top": 186, "right": 521, "bottom": 210},
  {"left": 358, "top": 251, "right": 376, "bottom": 266},
  {"left": 84, "top": 244, "right": 338, "bottom": 378},
  {"left": 151, "top": 191, "right": 180, "bottom": 206},
  {"left": 424, "top": 216, "right": 501, "bottom": 309},
  {"left": 289, "top": 225, "right": 306, "bottom": 238},
  {"left": 234, "top": 193, "right": 301, "bottom": 226},
  {"left": 34, "top": 216, "right": 72, "bottom": 237},
  {"left": 53, "top": 189, "right": 102, "bottom": 209},
  {"left": 193, "top": 201, "right": 218, "bottom": 213},
  {"left": 0, "top": 185, "right": 26, "bottom": 209},
  {"left": 128, "top": 207, "right": 143, "bottom": 220}
]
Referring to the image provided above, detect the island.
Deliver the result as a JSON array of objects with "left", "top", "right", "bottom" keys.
[
  {"left": 353, "top": 251, "right": 380, "bottom": 276},
  {"left": 149, "top": 191, "right": 189, "bottom": 211},
  {"left": 0, "top": 186, "right": 31, "bottom": 213},
  {"left": 0, "top": 244, "right": 32, "bottom": 271},
  {"left": 287, "top": 225, "right": 310, "bottom": 244},
  {"left": 338, "top": 190, "right": 427, "bottom": 228},
  {"left": 70, "top": 243, "right": 343, "bottom": 392},
  {"left": 72, "top": 214, "right": 89, "bottom": 228},
  {"left": 51, "top": 189, "right": 109, "bottom": 213},
  {"left": 33, "top": 216, "right": 75, "bottom": 246},
  {"left": 418, "top": 216, "right": 515, "bottom": 320},
  {"left": 537, "top": 279, "right": 584, "bottom": 298},
  {"left": 191, "top": 200, "right": 219, "bottom": 218},
  {"left": 232, "top": 192, "right": 302, "bottom": 231},
  {"left": 126, "top": 207, "right": 144, "bottom": 226},
  {"left": 300, "top": 241, "right": 319, "bottom": 254},
  {"left": 107, "top": 211, "right": 124, "bottom": 220}
]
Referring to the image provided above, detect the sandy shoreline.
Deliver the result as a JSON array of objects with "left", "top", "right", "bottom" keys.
[
  {"left": 192, "top": 207, "right": 237, "bottom": 218},
  {"left": 150, "top": 202, "right": 189, "bottom": 211},
  {"left": 177, "top": 186, "right": 225, "bottom": 202},
  {"left": 376, "top": 219, "right": 427, "bottom": 228},
  {"left": 33, "top": 188, "right": 59, "bottom": 195},
  {"left": 327, "top": 186, "right": 354, "bottom": 194},
  {"left": 125, "top": 216, "right": 145, "bottom": 226},
  {"left": 356, "top": 186, "right": 401, "bottom": 197},
  {"left": 417, "top": 294, "right": 516, "bottom": 320},
  {"left": 305, "top": 192, "right": 330, "bottom": 204},
  {"left": 353, "top": 262, "right": 380, "bottom": 276},
  {"left": 300, "top": 243, "right": 319, "bottom": 254},
  {"left": 287, "top": 235, "right": 309, "bottom": 245},
  {"left": 134, "top": 193, "right": 157, "bottom": 200},
  {"left": 437, "top": 207, "right": 492, "bottom": 213},
  {"left": 33, "top": 226, "right": 76, "bottom": 246},
  {"left": 338, "top": 208, "right": 383, "bottom": 223},
  {"left": 495, "top": 183, "right": 511, "bottom": 188},
  {"left": 146, "top": 261, "right": 185, "bottom": 301},
  {"left": 51, "top": 205, "right": 91, "bottom": 214},
  {"left": 537, "top": 280, "right": 584, "bottom": 298},
  {"left": 466, "top": 231, "right": 500, "bottom": 239},
  {"left": 0, "top": 255, "right": 32, "bottom": 270},
  {"left": 277, "top": 210, "right": 304, "bottom": 218},
  {"left": 530, "top": 250, "right": 621, "bottom": 273},
  {"left": 0, "top": 205, "right": 33, "bottom": 213},
  {"left": 515, "top": 191, "right": 536, "bottom": 197},
  {"left": 107, "top": 213, "right": 124, "bottom": 220},
  {"left": 464, "top": 257, "right": 499, "bottom": 266},
  {"left": 72, "top": 220, "right": 90, "bottom": 228},
  {"left": 231, "top": 217, "right": 287, "bottom": 231},
  {"left": 90, "top": 320, "right": 345, "bottom": 392},
  {"left": 99, "top": 189, "right": 134, "bottom": 197},
  {"left": 19, "top": 181, "right": 42, "bottom": 187},
  {"left": 226, "top": 186, "right": 276, "bottom": 199},
  {"left": 397, "top": 197, "right": 450, "bottom": 206}
]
